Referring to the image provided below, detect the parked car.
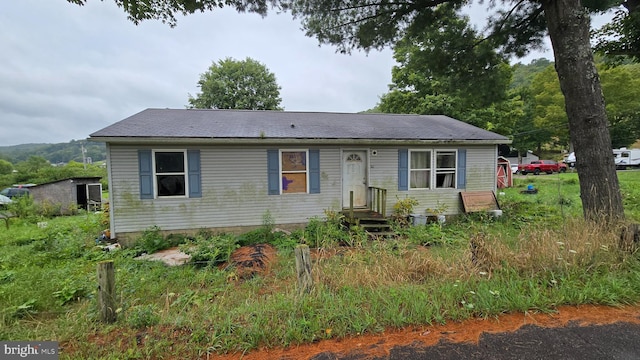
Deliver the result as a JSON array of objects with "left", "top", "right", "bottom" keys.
[
  {"left": 0, "top": 187, "right": 31, "bottom": 199},
  {"left": 511, "top": 164, "right": 519, "bottom": 174},
  {"left": 518, "top": 160, "right": 567, "bottom": 175},
  {"left": 564, "top": 152, "right": 576, "bottom": 168},
  {"left": 0, "top": 194, "right": 11, "bottom": 207}
]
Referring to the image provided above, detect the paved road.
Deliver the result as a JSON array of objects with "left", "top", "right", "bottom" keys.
[{"left": 311, "top": 322, "right": 640, "bottom": 360}]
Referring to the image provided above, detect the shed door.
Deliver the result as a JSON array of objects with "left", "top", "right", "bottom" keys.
[{"left": 342, "top": 151, "right": 367, "bottom": 208}]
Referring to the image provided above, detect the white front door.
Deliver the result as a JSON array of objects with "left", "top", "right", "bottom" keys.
[{"left": 342, "top": 151, "right": 367, "bottom": 208}]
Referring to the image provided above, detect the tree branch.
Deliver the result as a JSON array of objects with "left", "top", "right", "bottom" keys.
[
  {"left": 475, "top": 4, "right": 544, "bottom": 48},
  {"left": 488, "top": 0, "right": 529, "bottom": 36},
  {"left": 329, "top": 0, "right": 447, "bottom": 12}
]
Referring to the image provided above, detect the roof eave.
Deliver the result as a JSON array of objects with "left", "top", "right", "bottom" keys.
[{"left": 88, "top": 136, "right": 511, "bottom": 146}]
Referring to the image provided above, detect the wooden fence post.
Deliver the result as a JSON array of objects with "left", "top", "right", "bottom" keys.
[
  {"left": 295, "top": 245, "right": 313, "bottom": 295},
  {"left": 97, "top": 260, "right": 116, "bottom": 323}
]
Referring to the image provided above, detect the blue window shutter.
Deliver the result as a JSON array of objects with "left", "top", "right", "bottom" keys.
[
  {"left": 398, "top": 149, "right": 409, "bottom": 191},
  {"left": 267, "top": 149, "right": 279, "bottom": 195},
  {"left": 309, "top": 149, "right": 320, "bottom": 194},
  {"left": 138, "top": 150, "right": 153, "bottom": 199},
  {"left": 457, "top": 149, "right": 467, "bottom": 189},
  {"left": 187, "top": 150, "right": 202, "bottom": 198}
]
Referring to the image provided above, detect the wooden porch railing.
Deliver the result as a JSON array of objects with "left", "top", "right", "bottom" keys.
[
  {"left": 368, "top": 186, "right": 387, "bottom": 217},
  {"left": 346, "top": 187, "right": 388, "bottom": 219}
]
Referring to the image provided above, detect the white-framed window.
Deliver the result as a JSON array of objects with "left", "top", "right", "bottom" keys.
[
  {"left": 280, "top": 150, "right": 309, "bottom": 194},
  {"left": 409, "top": 149, "right": 457, "bottom": 189},
  {"left": 435, "top": 151, "right": 456, "bottom": 188},
  {"left": 410, "top": 150, "right": 431, "bottom": 189},
  {"left": 154, "top": 150, "right": 187, "bottom": 197}
]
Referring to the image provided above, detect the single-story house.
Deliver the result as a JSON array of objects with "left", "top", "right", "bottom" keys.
[
  {"left": 89, "top": 109, "right": 510, "bottom": 243},
  {"left": 28, "top": 177, "right": 103, "bottom": 214}
]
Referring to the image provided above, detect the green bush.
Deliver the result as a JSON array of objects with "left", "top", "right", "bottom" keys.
[
  {"left": 391, "top": 196, "right": 419, "bottom": 228},
  {"left": 179, "top": 233, "right": 239, "bottom": 267},
  {"left": 36, "top": 200, "right": 63, "bottom": 217},
  {"left": 302, "top": 217, "right": 348, "bottom": 248},
  {"left": 6, "top": 195, "right": 37, "bottom": 220},
  {"left": 135, "top": 226, "right": 169, "bottom": 254},
  {"left": 237, "top": 210, "right": 280, "bottom": 246},
  {"left": 405, "top": 222, "right": 450, "bottom": 246},
  {"left": 237, "top": 228, "right": 272, "bottom": 247},
  {"left": 270, "top": 233, "right": 300, "bottom": 251},
  {"left": 126, "top": 304, "right": 160, "bottom": 328}
]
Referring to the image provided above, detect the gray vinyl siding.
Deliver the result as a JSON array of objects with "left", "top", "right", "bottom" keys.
[
  {"left": 369, "top": 145, "right": 497, "bottom": 216},
  {"left": 109, "top": 145, "right": 341, "bottom": 235},
  {"left": 465, "top": 146, "right": 498, "bottom": 192},
  {"left": 108, "top": 143, "right": 498, "bottom": 236}
]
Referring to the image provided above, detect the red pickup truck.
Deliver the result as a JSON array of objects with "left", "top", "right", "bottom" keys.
[{"left": 518, "top": 160, "right": 567, "bottom": 175}]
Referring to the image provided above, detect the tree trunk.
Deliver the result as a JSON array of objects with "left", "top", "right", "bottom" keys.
[{"left": 542, "top": 0, "right": 625, "bottom": 222}]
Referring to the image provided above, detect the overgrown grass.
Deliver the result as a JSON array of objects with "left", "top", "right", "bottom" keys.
[{"left": 1, "top": 171, "right": 640, "bottom": 359}]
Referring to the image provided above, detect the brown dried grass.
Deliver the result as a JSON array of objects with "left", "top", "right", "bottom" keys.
[{"left": 314, "top": 219, "right": 628, "bottom": 290}]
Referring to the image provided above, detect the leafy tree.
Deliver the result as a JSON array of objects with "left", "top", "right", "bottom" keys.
[
  {"left": 600, "top": 63, "right": 640, "bottom": 148},
  {"left": 528, "top": 65, "right": 570, "bottom": 147},
  {"left": 67, "top": 0, "right": 625, "bottom": 221},
  {"left": 593, "top": 2, "right": 640, "bottom": 60},
  {"left": 507, "top": 61, "right": 556, "bottom": 156},
  {"left": 0, "top": 160, "right": 13, "bottom": 176},
  {"left": 377, "top": 6, "right": 518, "bottom": 134},
  {"left": 522, "top": 61, "right": 640, "bottom": 150},
  {"left": 188, "top": 57, "right": 283, "bottom": 110},
  {"left": 15, "top": 156, "right": 50, "bottom": 175},
  {"left": 375, "top": 9, "right": 526, "bottom": 151},
  {"left": 508, "top": 83, "right": 554, "bottom": 156},
  {"left": 510, "top": 58, "right": 553, "bottom": 89}
]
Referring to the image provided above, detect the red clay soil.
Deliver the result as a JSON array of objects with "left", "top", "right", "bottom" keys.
[{"left": 215, "top": 304, "right": 640, "bottom": 360}]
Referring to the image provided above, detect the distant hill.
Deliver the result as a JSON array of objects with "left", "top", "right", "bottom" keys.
[
  {"left": 0, "top": 140, "right": 106, "bottom": 165},
  {"left": 510, "top": 58, "right": 554, "bottom": 89}
]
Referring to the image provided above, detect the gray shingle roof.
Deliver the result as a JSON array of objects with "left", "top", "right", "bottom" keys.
[{"left": 90, "top": 108, "right": 509, "bottom": 143}]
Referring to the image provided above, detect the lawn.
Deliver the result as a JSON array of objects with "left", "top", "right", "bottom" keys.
[{"left": 1, "top": 171, "right": 640, "bottom": 359}]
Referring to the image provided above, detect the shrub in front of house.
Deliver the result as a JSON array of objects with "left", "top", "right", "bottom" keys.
[
  {"left": 135, "top": 226, "right": 170, "bottom": 254},
  {"left": 179, "top": 232, "right": 239, "bottom": 267}
]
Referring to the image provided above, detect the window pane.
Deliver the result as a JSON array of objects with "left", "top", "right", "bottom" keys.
[
  {"left": 436, "top": 173, "right": 455, "bottom": 188},
  {"left": 282, "top": 173, "right": 307, "bottom": 193},
  {"left": 411, "top": 151, "right": 430, "bottom": 169},
  {"left": 436, "top": 152, "right": 456, "bottom": 168},
  {"left": 282, "top": 152, "right": 307, "bottom": 171},
  {"left": 410, "top": 170, "right": 430, "bottom": 188},
  {"left": 157, "top": 175, "right": 186, "bottom": 196},
  {"left": 156, "top": 152, "right": 184, "bottom": 173}
]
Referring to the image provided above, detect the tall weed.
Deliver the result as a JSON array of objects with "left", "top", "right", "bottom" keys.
[
  {"left": 135, "top": 226, "right": 170, "bottom": 254},
  {"left": 179, "top": 232, "right": 239, "bottom": 267}
]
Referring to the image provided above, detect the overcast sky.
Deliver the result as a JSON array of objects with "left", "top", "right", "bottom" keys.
[{"left": 2, "top": 1, "right": 611, "bottom": 147}]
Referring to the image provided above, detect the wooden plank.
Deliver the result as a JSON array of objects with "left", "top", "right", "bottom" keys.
[{"left": 460, "top": 191, "right": 500, "bottom": 213}]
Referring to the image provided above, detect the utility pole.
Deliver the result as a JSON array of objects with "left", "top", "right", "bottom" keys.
[{"left": 81, "top": 143, "right": 87, "bottom": 170}]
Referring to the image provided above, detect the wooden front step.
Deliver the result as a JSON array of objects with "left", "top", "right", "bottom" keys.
[{"left": 342, "top": 209, "right": 396, "bottom": 238}]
